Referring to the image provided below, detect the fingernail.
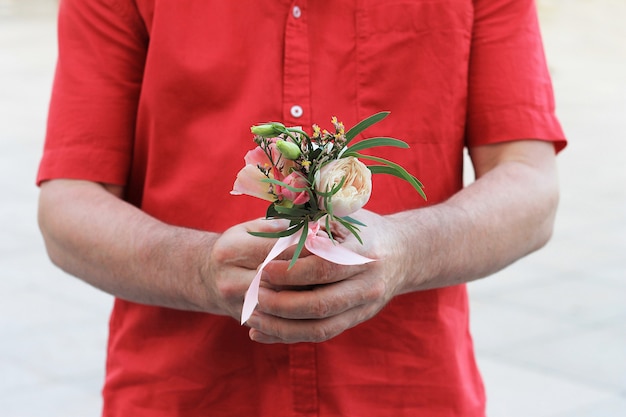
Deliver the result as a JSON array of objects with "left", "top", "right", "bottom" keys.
[{"left": 249, "top": 329, "right": 263, "bottom": 342}]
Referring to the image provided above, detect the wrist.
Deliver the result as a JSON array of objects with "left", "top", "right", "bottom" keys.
[
  {"left": 386, "top": 209, "right": 437, "bottom": 294},
  {"left": 188, "top": 231, "right": 223, "bottom": 314}
]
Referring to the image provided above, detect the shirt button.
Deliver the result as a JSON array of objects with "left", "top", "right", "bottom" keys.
[
  {"left": 292, "top": 5, "right": 302, "bottom": 19},
  {"left": 290, "top": 105, "right": 303, "bottom": 118}
]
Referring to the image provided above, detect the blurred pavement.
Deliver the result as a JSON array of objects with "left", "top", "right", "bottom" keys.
[{"left": 1, "top": 0, "right": 625, "bottom": 416}]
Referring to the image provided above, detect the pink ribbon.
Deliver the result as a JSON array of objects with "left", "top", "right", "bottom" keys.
[{"left": 240, "top": 222, "right": 375, "bottom": 324}]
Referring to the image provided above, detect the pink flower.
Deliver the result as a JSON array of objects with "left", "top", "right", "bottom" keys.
[
  {"left": 279, "top": 172, "right": 310, "bottom": 205},
  {"left": 231, "top": 142, "right": 298, "bottom": 202},
  {"left": 244, "top": 146, "right": 273, "bottom": 168},
  {"left": 231, "top": 146, "right": 277, "bottom": 201},
  {"left": 230, "top": 164, "right": 275, "bottom": 201}
]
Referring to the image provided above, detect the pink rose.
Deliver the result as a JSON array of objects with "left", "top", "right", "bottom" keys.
[{"left": 279, "top": 172, "right": 310, "bottom": 205}]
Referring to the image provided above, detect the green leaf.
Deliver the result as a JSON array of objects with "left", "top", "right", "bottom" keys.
[
  {"left": 315, "top": 176, "right": 346, "bottom": 198},
  {"left": 344, "top": 137, "right": 409, "bottom": 155},
  {"left": 248, "top": 223, "right": 304, "bottom": 238},
  {"left": 310, "top": 148, "right": 323, "bottom": 161},
  {"left": 325, "top": 216, "right": 336, "bottom": 244},
  {"left": 261, "top": 178, "right": 309, "bottom": 193},
  {"left": 312, "top": 211, "right": 329, "bottom": 223},
  {"left": 356, "top": 153, "right": 427, "bottom": 200},
  {"left": 307, "top": 189, "right": 319, "bottom": 211},
  {"left": 335, "top": 217, "right": 364, "bottom": 244},
  {"left": 273, "top": 204, "right": 310, "bottom": 217},
  {"left": 325, "top": 194, "right": 334, "bottom": 217},
  {"left": 367, "top": 165, "right": 417, "bottom": 182},
  {"left": 345, "top": 112, "right": 390, "bottom": 144},
  {"left": 288, "top": 222, "right": 309, "bottom": 269},
  {"left": 266, "top": 203, "right": 279, "bottom": 218},
  {"left": 340, "top": 215, "right": 367, "bottom": 227}
]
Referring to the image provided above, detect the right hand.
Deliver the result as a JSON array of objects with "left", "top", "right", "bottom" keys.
[{"left": 203, "top": 218, "right": 290, "bottom": 321}]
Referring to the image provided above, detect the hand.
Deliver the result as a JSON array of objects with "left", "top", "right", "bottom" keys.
[
  {"left": 245, "top": 210, "right": 413, "bottom": 343},
  {"left": 203, "top": 218, "right": 291, "bottom": 321}
]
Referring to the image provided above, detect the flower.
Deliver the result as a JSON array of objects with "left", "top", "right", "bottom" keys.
[
  {"left": 231, "top": 142, "right": 296, "bottom": 201},
  {"left": 276, "top": 139, "right": 301, "bottom": 160},
  {"left": 251, "top": 122, "right": 286, "bottom": 138},
  {"left": 231, "top": 164, "right": 275, "bottom": 201},
  {"left": 279, "top": 172, "right": 310, "bottom": 205},
  {"left": 315, "top": 156, "right": 372, "bottom": 217},
  {"left": 235, "top": 113, "right": 429, "bottom": 323},
  {"left": 244, "top": 146, "right": 273, "bottom": 169},
  {"left": 231, "top": 112, "right": 426, "bottom": 281}
]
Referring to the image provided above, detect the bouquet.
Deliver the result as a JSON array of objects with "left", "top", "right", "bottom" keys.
[{"left": 231, "top": 112, "right": 426, "bottom": 323}]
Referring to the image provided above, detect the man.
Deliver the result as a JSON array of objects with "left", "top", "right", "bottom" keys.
[{"left": 37, "top": 0, "right": 566, "bottom": 415}]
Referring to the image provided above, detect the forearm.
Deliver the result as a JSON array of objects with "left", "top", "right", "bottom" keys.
[
  {"left": 391, "top": 140, "right": 559, "bottom": 292},
  {"left": 241, "top": 141, "right": 560, "bottom": 343},
  {"left": 38, "top": 179, "right": 219, "bottom": 312}
]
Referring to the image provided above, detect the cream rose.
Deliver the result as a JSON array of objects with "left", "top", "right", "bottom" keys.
[{"left": 316, "top": 156, "right": 372, "bottom": 217}]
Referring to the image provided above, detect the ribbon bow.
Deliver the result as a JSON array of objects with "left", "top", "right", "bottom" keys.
[{"left": 241, "top": 222, "right": 375, "bottom": 324}]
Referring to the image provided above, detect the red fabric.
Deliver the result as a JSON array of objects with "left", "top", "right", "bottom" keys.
[{"left": 38, "top": 0, "right": 566, "bottom": 416}]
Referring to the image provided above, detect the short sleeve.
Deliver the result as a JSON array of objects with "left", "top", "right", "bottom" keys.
[
  {"left": 37, "top": 0, "right": 148, "bottom": 186},
  {"left": 466, "top": 0, "right": 566, "bottom": 152}
]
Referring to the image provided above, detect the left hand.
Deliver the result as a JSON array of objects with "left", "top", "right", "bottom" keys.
[{"left": 245, "top": 209, "right": 413, "bottom": 343}]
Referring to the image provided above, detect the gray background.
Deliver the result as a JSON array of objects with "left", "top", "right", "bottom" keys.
[{"left": 1, "top": 0, "right": 624, "bottom": 415}]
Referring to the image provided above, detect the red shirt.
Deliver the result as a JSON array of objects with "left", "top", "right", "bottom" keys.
[{"left": 38, "top": 0, "right": 565, "bottom": 416}]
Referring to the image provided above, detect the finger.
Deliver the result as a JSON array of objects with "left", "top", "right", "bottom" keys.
[
  {"left": 321, "top": 219, "right": 350, "bottom": 242},
  {"left": 269, "top": 240, "right": 314, "bottom": 262},
  {"left": 246, "top": 303, "right": 374, "bottom": 344},
  {"left": 244, "top": 218, "right": 290, "bottom": 233},
  {"left": 256, "top": 277, "right": 384, "bottom": 320},
  {"left": 216, "top": 219, "right": 290, "bottom": 269},
  {"left": 262, "top": 255, "right": 367, "bottom": 287}
]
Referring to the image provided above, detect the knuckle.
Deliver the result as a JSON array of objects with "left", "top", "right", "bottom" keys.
[
  {"left": 256, "top": 317, "right": 284, "bottom": 341},
  {"left": 209, "top": 241, "right": 231, "bottom": 265},
  {"left": 311, "top": 295, "right": 331, "bottom": 318},
  {"left": 315, "top": 260, "right": 334, "bottom": 283},
  {"left": 309, "top": 324, "right": 334, "bottom": 343},
  {"left": 366, "top": 279, "right": 386, "bottom": 301},
  {"left": 268, "top": 324, "right": 285, "bottom": 341},
  {"left": 215, "top": 277, "right": 241, "bottom": 301}
]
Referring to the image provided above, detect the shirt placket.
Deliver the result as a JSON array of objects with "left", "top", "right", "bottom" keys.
[
  {"left": 290, "top": 343, "right": 318, "bottom": 416},
  {"left": 283, "top": 0, "right": 312, "bottom": 128},
  {"left": 284, "top": 6, "right": 318, "bottom": 415}
]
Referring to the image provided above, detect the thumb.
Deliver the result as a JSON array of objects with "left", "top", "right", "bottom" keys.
[
  {"left": 240, "top": 218, "right": 294, "bottom": 264},
  {"left": 244, "top": 218, "right": 291, "bottom": 234}
]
